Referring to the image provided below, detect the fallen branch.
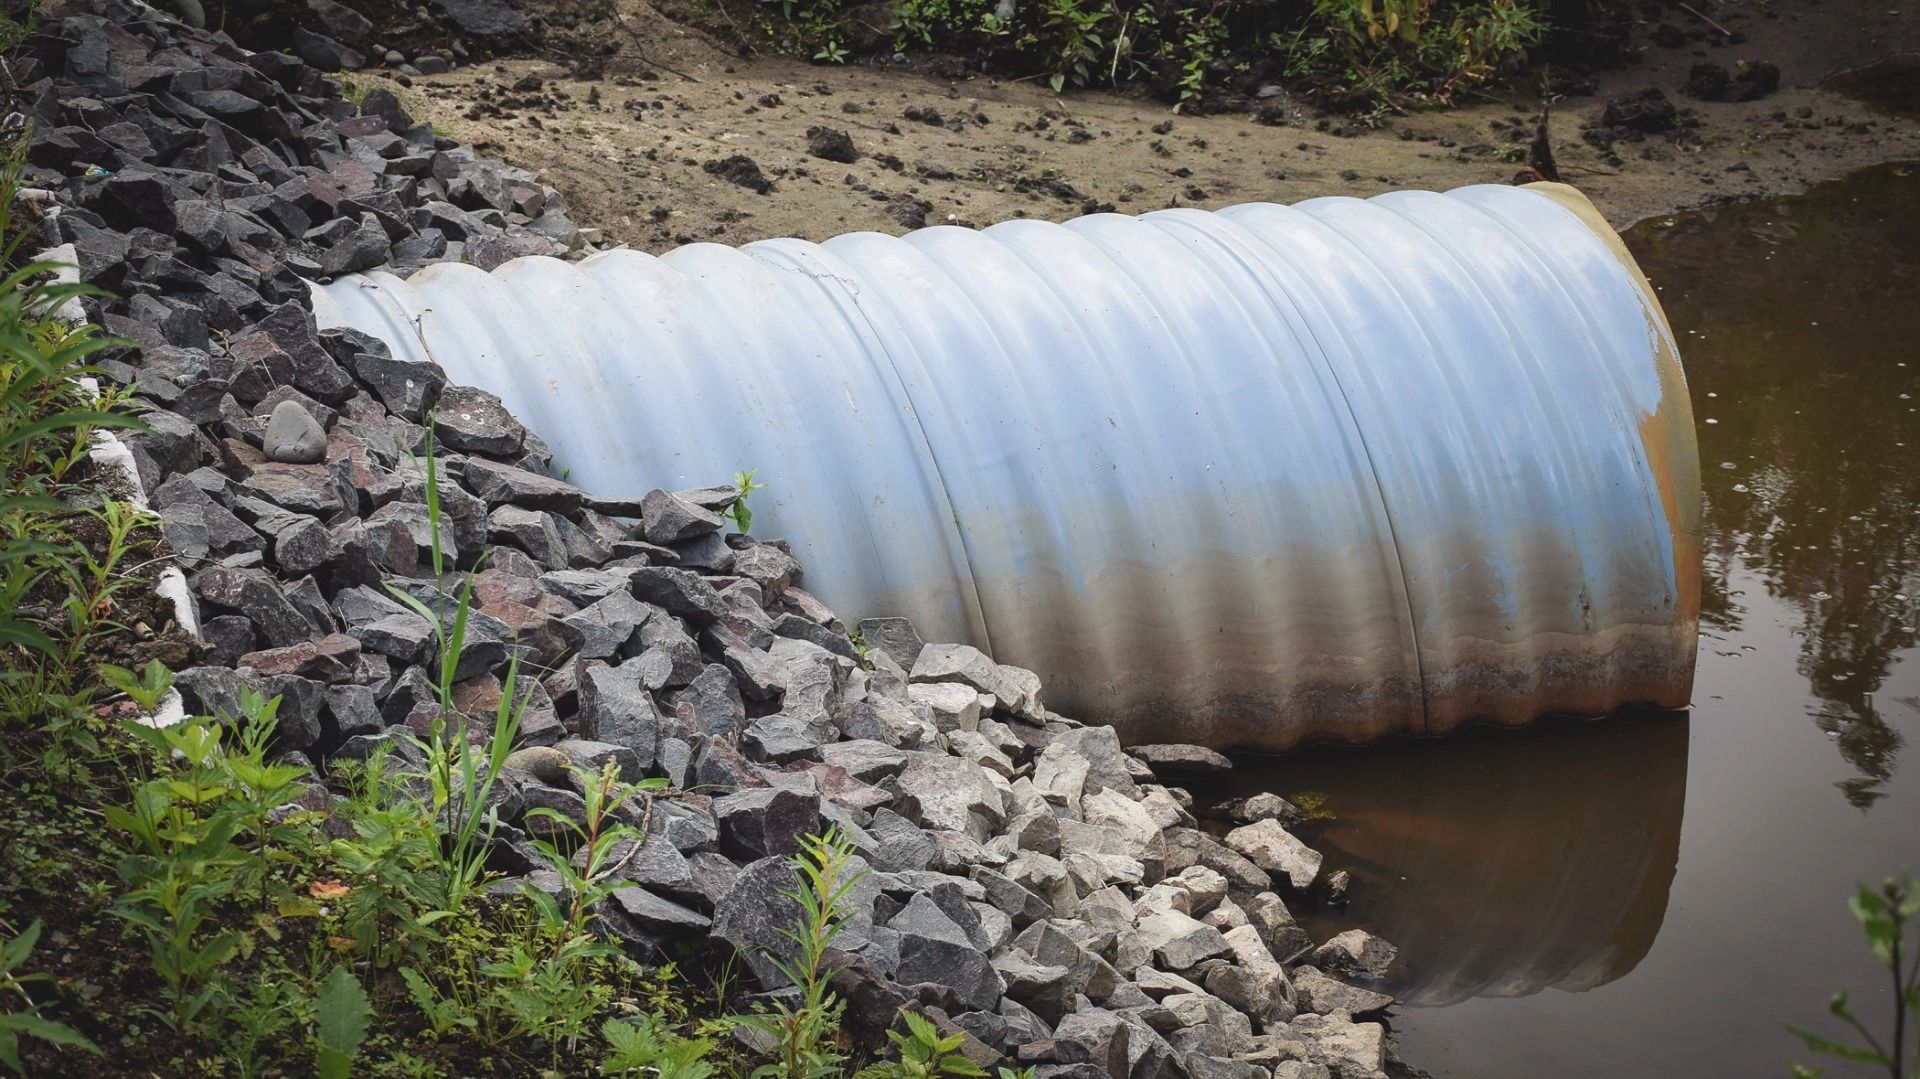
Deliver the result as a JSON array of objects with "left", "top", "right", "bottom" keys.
[{"left": 1678, "top": 2, "right": 1733, "bottom": 38}]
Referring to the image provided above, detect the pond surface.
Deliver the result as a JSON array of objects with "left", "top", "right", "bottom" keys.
[{"left": 1226, "top": 160, "right": 1920, "bottom": 1077}]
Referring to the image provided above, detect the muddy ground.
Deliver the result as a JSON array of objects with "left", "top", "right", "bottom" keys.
[{"left": 366, "top": 0, "right": 1918, "bottom": 249}]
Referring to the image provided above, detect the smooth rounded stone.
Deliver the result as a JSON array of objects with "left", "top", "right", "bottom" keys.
[
  {"left": 416, "top": 54, "right": 450, "bottom": 74},
  {"left": 1223, "top": 819, "right": 1323, "bottom": 891},
  {"left": 1307, "top": 930, "right": 1398, "bottom": 981},
  {"left": 262, "top": 398, "right": 327, "bottom": 463},
  {"left": 1230, "top": 791, "right": 1307, "bottom": 827},
  {"left": 1128, "top": 743, "right": 1233, "bottom": 776},
  {"left": 1290, "top": 966, "right": 1391, "bottom": 1017}
]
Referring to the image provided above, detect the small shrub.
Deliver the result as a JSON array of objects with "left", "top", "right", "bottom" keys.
[
  {"left": 727, "top": 469, "right": 765, "bottom": 533},
  {"left": 1789, "top": 870, "right": 1919, "bottom": 1078},
  {"left": 734, "top": 827, "right": 868, "bottom": 1079},
  {"left": 750, "top": 0, "right": 1545, "bottom": 106},
  {"left": 0, "top": 920, "right": 99, "bottom": 1073}
]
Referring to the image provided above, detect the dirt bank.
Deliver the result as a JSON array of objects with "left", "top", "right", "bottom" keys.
[{"left": 363, "top": 0, "right": 1917, "bottom": 248}]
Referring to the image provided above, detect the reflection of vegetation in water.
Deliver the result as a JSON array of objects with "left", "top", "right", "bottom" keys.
[
  {"left": 1815, "top": 699, "right": 1906, "bottom": 811},
  {"left": 1627, "top": 163, "right": 1920, "bottom": 811}
]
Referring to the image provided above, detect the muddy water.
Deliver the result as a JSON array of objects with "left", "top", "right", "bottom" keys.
[{"left": 1219, "top": 161, "right": 1920, "bottom": 1077}]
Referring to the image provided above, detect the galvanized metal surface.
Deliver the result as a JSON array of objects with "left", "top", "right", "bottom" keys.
[{"left": 313, "top": 182, "right": 1700, "bottom": 751}]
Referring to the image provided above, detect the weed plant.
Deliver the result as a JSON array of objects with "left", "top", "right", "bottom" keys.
[
  {"left": 0, "top": 116, "right": 1043, "bottom": 1076},
  {"left": 1792, "top": 870, "right": 1919, "bottom": 1078},
  {"left": 754, "top": 0, "right": 1544, "bottom": 108}
]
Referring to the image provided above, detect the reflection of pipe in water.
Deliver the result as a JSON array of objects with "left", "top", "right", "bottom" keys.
[
  {"left": 1234, "top": 712, "right": 1687, "bottom": 1006},
  {"left": 313, "top": 183, "right": 1698, "bottom": 753}
]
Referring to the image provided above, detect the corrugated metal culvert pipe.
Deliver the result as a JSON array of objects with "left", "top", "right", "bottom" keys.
[{"left": 314, "top": 182, "right": 1701, "bottom": 753}]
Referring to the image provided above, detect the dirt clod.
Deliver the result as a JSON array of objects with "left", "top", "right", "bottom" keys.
[
  {"left": 807, "top": 126, "right": 860, "bottom": 163},
  {"left": 703, "top": 154, "right": 774, "bottom": 194}
]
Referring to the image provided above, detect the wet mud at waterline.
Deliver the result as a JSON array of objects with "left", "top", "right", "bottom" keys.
[{"left": 1220, "top": 160, "right": 1920, "bottom": 1079}]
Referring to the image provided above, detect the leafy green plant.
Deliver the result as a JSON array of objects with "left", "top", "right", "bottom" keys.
[
  {"left": 0, "top": 116, "right": 144, "bottom": 685},
  {"left": 854, "top": 1009, "right": 986, "bottom": 1078},
  {"left": 601, "top": 1013, "right": 719, "bottom": 1078},
  {"left": 384, "top": 416, "right": 524, "bottom": 913},
  {"left": 1791, "top": 870, "right": 1919, "bottom": 1078},
  {"left": 314, "top": 965, "right": 371, "bottom": 1079},
  {"left": 734, "top": 827, "right": 868, "bottom": 1079},
  {"left": 328, "top": 780, "right": 444, "bottom": 967},
  {"left": 0, "top": 7, "right": 35, "bottom": 56},
  {"left": 0, "top": 919, "right": 100, "bottom": 1074},
  {"left": 490, "top": 759, "right": 660, "bottom": 1064},
  {"left": 1037, "top": 0, "right": 1106, "bottom": 93},
  {"left": 0, "top": 283, "right": 144, "bottom": 662},
  {"left": 108, "top": 715, "right": 250, "bottom": 1047},
  {"left": 727, "top": 469, "right": 766, "bottom": 533},
  {"left": 400, "top": 965, "right": 476, "bottom": 1039},
  {"left": 1309, "top": 0, "right": 1542, "bottom": 105},
  {"left": 213, "top": 688, "right": 317, "bottom": 904},
  {"left": 522, "top": 761, "right": 657, "bottom": 961},
  {"left": 99, "top": 658, "right": 173, "bottom": 714}
]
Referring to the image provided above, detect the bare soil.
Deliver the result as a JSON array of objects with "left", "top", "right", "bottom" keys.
[{"left": 364, "top": 0, "right": 1920, "bottom": 249}]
